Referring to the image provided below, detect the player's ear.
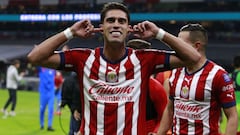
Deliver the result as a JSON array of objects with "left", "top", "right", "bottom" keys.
[
  {"left": 127, "top": 25, "right": 134, "bottom": 37},
  {"left": 99, "top": 24, "right": 103, "bottom": 33},
  {"left": 194, "top": 41, "right": 201, "bottom": 51},
  {"left": 128, "top": 25, "right": 133, "bottom": 33}
]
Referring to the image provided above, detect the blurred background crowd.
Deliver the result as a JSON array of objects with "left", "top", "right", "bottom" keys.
[{"left": 0, "top": 0, "right": 240, "bottom": 91}]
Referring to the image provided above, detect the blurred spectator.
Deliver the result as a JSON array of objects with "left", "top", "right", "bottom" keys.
[
  {"left": 1, "top": 59, "right": 25, "bottom": 118},
  {"left": 38, "top": 67, "right": 55, "bottom": 131},
  {"left": 54, "top": 70, "right": 64, "bottom": 115}
]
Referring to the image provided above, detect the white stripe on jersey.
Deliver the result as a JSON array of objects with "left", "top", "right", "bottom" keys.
[
  {"left": 99, "top": 56, "right": 106, "bottom": 81},
  {"left": 202, "top": 65, "right": 222, "bottom": 135},
  {"left": 129, "top": 51, "right": 141, "bottom": 135},
  {"left": 188, "top": 119, "right": 195, "bottom": 135},
  {"left": 117, "top": 105, "right": 125, "bottom": 135},
  {"left": 84, "top": 50, "right": 95, "bottom": 135},
  {"left": 169, "top": 68, "right": 177, "bottom": 84},
  {"left": 118, "top": 58, "right": 127, "bottom": 83},
  {"left": 97, "top": 104, "right": 105, "bottom": 135},
  {"left": 189, "top": 69, "right": 203, "bottom": 100},
  {"left": 189, "top": 69, "right": 204, "bottom": 135},
  {"left": 174, "top": 69, "right": 184, "bottom": 98},
  {"left": 175, "top": 118, "right": 180, "bottom": 135}
]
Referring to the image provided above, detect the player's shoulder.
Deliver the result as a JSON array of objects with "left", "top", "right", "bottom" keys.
[{"left": 206, "top": 60, "right": 226, "bottom": 72}]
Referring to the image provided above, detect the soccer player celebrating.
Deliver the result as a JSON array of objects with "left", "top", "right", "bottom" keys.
[
  {"left": 157, "top": 24, "right": 238, "bottom": 135},
  {"left": 27, "top": 2, "right": 200, "bottom": 135}
]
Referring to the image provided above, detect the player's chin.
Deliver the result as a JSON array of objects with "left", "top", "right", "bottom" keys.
[{"left": 109, "top": 39, "right": 124, "bottom": 45}]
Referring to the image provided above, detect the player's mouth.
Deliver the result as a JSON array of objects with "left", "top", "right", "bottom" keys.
[{"left": 110, "top": 31, "right": 122, "bottom": 37}]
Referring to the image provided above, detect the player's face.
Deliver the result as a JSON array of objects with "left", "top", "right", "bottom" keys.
[
  {"left": 16, "top": 63, "right": 20, "bottom": 68},
  {"left": 102, "top": 9, "right": 129, "bottom": 45}
]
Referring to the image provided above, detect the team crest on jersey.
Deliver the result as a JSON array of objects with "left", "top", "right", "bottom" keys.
[
  {"left": 181, "top": 85, "right": 189, "bottom": 98},
  {"left": 106, "top": 70, "right": 118, "bottom": 83}
]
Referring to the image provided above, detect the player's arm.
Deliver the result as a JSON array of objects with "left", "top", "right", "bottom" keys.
[
  {"left": 27, "top": 30, "right": 70, "bottom": 69},
  {"left": 132, "top": 21, "right": 201, "bottom": 69},
  {"left": 27, "top": 19, "right": 99, "bottom": 69},
  {"left": 215, "top": 72, "right": 238, "bottom": 135},
  {"left": 223, "top": 105, "right": 238, "bottom": 135},
  {"left": 157, "top": 79, "right": 173, "bottom": 135},
  {"left": 148, "top": 77, "right": 168, "bottom": 134}
]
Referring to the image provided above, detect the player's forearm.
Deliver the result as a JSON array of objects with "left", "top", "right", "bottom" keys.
[
  {"left": 224, "top": 115, "right": 238, "bottom": 135},
  {"left": 157, "top": 108, "right": 173, "bottom": 135},
  {"left": 27, "top": 31, "right": 68, "bottom": 65},
  {"left": 161, "top": 32, "right": 200, "bottom": 66}
]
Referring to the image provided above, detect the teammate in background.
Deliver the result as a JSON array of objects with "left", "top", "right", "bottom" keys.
[
  {"left": 155, "top": 71, "right": 171, "bottom": 85},
  {"left": 1, "top": 59, "right": 25, "bottom": 118},
  {"left": 54, "top": 70, "right": 64, "bottom": 115},
  {"left": 157, "top": 24, "right": 238, "bottom": 135},
  {"left": 61, "top": 72, "right": 81, "bottom": 135},
  {"left": 230, "top": 55, "right": 240, "bottom": 133},
  {"left": 60, "top": 44, "right": 81, "bottom": 135},
  {"left": 154, "top": 71, "right": 172, "bottom": 135},
  {"left": 27, "top": 2, "right": 201, "bottom": 134},
  {"left": 127, "top": 39, "right": 168, "bottom": 134},
  {"left": 38, "top": 67, "right": 56, "bottom": 131}
]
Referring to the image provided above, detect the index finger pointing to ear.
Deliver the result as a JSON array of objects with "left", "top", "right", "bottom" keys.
[{"left": 93, "top": 28, "right": 103, "bottom": 33}]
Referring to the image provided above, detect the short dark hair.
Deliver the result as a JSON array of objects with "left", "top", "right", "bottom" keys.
[
  {"left": 100, "top": 2, "right": 130, "bottom": 23},
  {"left": 180, "top": 23, "right": 208, "bottom": 45},
  {"left": 233, "top": 55, "right": 240, "bottom": 68},
  {"left": 12, "top": 59, "right": 20, "bottom": 65}
]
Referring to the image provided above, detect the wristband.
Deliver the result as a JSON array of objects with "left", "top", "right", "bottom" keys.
[
  {"left": 155, "top": 28, "right": 166, "bottom": 41},
  {"left": 63, "top": 28, "right": 73, "bottom": 40}
]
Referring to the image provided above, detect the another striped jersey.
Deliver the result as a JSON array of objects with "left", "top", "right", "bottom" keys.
[
  {"left": 169, "top": 60, "right": 236, "bottom": 135},
  {"left": 59, "top": 47, "right": 171, "bottom": 135}
]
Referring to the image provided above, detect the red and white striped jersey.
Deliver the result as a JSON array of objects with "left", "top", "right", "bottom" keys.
[
  {"left": 60, "top": 47, "right": 171, "bottom": 135},
  {"left": 169, "top": 60, "right": 236, "bottom": 135}
]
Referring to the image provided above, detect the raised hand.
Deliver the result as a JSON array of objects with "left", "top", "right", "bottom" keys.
[
  {"left": 70, "top": 19, "right": 102, "bottom": 39},
  {"left": 132, "top": 21, "right": 159, "bottom": 40}
]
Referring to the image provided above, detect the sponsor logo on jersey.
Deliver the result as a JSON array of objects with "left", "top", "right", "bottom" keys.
[
  {"left": 223, "top": 73, "right": 231, "bottom": 82},
  {"left": 222, "top": 84, "right": 234, "bottom": 91},
  {"left": 89, "top": 82, "right": 134, "bottom": 95},
  {"left": 226, "top": 93, "right": 234, "bottom": 99}
]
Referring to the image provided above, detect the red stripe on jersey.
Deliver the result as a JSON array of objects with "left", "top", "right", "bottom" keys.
[
  {"left": 195, "top": 63, "right": 213, "bottom": 101},
  {"left": 104, "top": 103, "right": 118, "bottom": 135},
  {"left": 179, "top": 118, "right": 188, "bottom": 134},
  {"left": 209, "top": 70, "right": 222, "bottom": 135},
  {"left": 89, "top": 101, "right": 97, "bottom": 135},
  {"left": 195, "top": 120, "right": 203, "bottom": 134},
  {"left": 170, "top": 68, "right": 182, "bottom": 97},
  {"left": 123, "top": 102, "right": 133, "bottom": 135},
  {"left": 124, "top": 58, "right": 134, "bottom": 80},
  {"left": 89, "top": 48, "right": 100, "bottom": 80}
]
